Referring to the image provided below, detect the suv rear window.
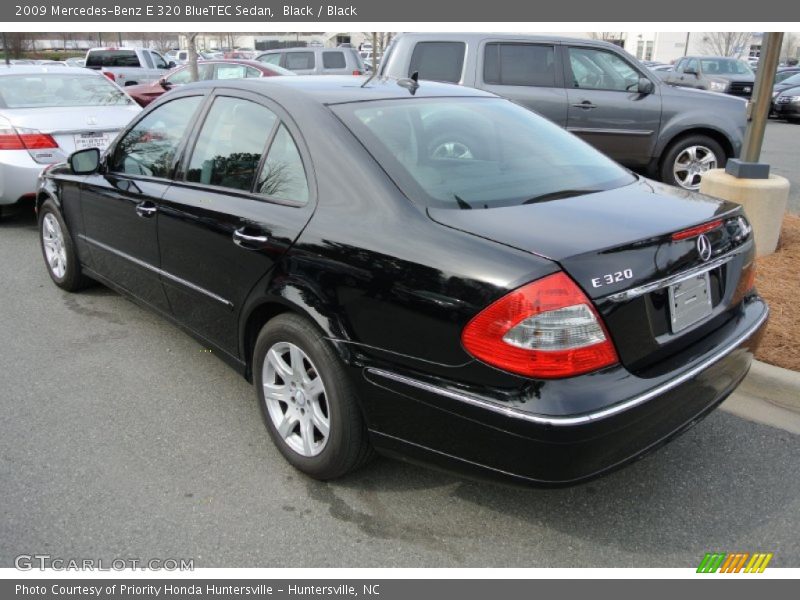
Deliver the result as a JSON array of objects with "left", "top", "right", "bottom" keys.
[
  {"left": 409, "top": 42, "right": 465, "bottom": 83},
  {"left": 484, "top": 43, "right": 556, "bottom": 87},
  {"left": 322, "top": 51, "right": 346, "bottom": 69},
  {"left": 86, "top": 50, "right": 141, "bottom": 68}
]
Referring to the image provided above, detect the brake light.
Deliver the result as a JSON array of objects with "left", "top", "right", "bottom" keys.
[
  {"left": 462, "top": 272, "right": 619, "bottom": 379},
  {"left": 103, "top": 71, "right": 116, "bottom": 81},
  {"left": 671, "top": 219, "right": 723, "bottom": 241},
  {"left": 0, "top": 124, "right": 57, "bottom": 150},
  {"left": 352, "top": 70, "right": 362, "bottom": 75}
]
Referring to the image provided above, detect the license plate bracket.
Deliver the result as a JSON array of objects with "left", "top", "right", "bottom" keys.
[{"left": 668, "top": 271, "right": 713, "bottom": 333}]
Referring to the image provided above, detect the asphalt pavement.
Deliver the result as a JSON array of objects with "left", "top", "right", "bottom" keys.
[
  {"left": 1, "top": 126, "right": 799, "bottom": 568},
  {"left": 764, "top": 119, "right": 800, "bottom": 214}
]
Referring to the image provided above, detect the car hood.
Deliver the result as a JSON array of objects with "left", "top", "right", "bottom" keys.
[{"left": 2, "top": 104, "right": 141, "bottom": 133}]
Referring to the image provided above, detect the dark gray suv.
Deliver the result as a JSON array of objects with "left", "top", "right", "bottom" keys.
[
  {"left": 665, "top": 56, "right": 756, "bottom": 98},
  {"left": 380, "top": 34, "right": 747, "bottom": 190}
]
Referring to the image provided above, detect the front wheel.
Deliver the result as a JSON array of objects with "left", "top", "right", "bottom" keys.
[
  {"left": 659, "top": 135, "right": 725, "bottom": 191},
  {"left": 38, "top": 199, "right": 91, "bottom": 292},
  {"left": 253, "top": 313, "right": 373, "bottom": 480}
]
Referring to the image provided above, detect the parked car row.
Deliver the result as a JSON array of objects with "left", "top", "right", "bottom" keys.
[{"left": 34, "top": 74, "right": 767, "bottom": 485}]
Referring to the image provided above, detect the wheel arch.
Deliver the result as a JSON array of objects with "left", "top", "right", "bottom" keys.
[{"left": 658, "top": 127, "right": 736, "bottom": 170}]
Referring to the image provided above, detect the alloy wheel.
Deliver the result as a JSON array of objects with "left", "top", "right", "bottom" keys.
[
  {"left": 42, "top": 213, "right": 67, "bottom": 279},
  {"left": 262, "top": 341, "right": 330, "bottom": 457},
  {"left": 673, "top": 145, "right": 718, "bottom": 190}
]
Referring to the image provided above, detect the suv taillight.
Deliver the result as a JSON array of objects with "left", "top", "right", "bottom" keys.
[
  {"left": 461, "top": 272, "right": 619, "bottom": 379},
  {"left": 102, "top": 71, "right": 116, "bottom": 81}
]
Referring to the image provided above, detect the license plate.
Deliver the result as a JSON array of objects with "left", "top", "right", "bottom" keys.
[
  {"left": 73, "top": 131, "right": 116, "bottom": 152},
  {"left": 668, "top": 272, "right": 713, "bottom": 333}
]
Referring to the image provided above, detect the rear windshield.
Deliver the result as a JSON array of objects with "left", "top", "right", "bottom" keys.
[
  {"left": 333, "top": 97, "right": 635, "bottom": 209},
  {"left": 86, "top": 49, "right": 141, "bottom": 68},
  {"left": 0, "top": 74, "right": 134, "bottom": 109}
]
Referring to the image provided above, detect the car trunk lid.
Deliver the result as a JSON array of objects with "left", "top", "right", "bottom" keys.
[{"left": 428, "top": 178, "right": 755, "bottom": 373}]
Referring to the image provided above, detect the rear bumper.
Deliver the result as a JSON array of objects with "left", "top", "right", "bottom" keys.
[
  {"left": 360, "top": 296, "right": 768, "bottom": 485},
  {"left": 0, "top": 152, "right": 42, "bottom": 205}
]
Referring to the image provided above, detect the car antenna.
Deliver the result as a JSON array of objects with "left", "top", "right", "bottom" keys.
[
  {"left": 397, "top": 71, "right": 420, "bottom": 95},
  {"left": 360, "top": 69, "right": 378, "bottom": 88}
]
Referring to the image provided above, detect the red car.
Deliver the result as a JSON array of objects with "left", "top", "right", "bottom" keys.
[{"left": 124, "top": 59, "right": 294, "bottom": 107}]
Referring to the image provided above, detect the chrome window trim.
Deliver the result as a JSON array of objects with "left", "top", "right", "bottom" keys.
[
  {"left": 366, "top": 305, "right": 767, "bottom": 427},
  {"left": 604, "top": 245, "right": 747, "bottom": 303}
]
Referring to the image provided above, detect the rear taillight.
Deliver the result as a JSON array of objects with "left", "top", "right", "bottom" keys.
[
  {"left": 352, "top": 70, "right": 362, "bottom": 75},
  {"left": 0, "top": 123, "right": 57, "bottom": 151},
  {"left": 103, "top": 71, "right": 116, "bottom": 82},
  {"left": 462, "top": 272, "right": 619, "bottom": 379}
]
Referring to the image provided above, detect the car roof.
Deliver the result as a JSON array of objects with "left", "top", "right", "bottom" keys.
[
  {"left": 196, "top": 58, "right": 273, "bottom": 69},
  {"left": 0, "top": 65, "right": 103, "bottom": 76},
  {"left": 181, "top": 75, "right": 495, "bottom": 104},
  {"left": 392, "top": 32, "right": 627, "bottom": 50},
  {"left": 685, "top": 56, "right": 743, "bottom": 60}
]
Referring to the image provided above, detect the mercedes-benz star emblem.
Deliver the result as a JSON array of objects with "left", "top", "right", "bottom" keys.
[{"left": 696, "top": 234, "right": 712, "bottom": 262}]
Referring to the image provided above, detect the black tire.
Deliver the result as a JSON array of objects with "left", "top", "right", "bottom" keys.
[
  {"left": 253, "top": 313, "right": 373, "bottom": 479},
  {"left": 659, "top": 134, "right": 726, "bottom": 190},
  {"left": 38, "top": 199, "right": 91, "bottom": 292}
]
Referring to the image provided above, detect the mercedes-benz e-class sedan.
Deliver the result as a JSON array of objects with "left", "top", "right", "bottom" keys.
[
  {"left": 36, "top": 76, "right": 768, "bottom": 485},
  {"left": 0, "top": 65, "right": 141, "bottom": 216}
]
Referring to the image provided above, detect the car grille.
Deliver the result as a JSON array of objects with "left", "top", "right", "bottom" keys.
[
  {"left": 728, "top": 81, "right": 754, "bottom": 97},
  {"left": 776, "top": 96, "right": 793, "bottom": 104}
]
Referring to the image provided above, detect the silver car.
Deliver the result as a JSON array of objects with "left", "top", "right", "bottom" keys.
[
  {"left": 0, "top": 66, "right": 141, "bottom": 214},
  {"left": 255, "top": 47, "right": 366, "bottom": 76}
]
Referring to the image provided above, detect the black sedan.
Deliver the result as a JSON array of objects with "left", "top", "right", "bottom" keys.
[{"left": 36, "top": 76, "right": 768, "bottom": 485}]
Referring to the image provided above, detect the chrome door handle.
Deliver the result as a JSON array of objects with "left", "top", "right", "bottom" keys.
[
  {"left": 571, "top": 101, "right": 597, "bottom": 109},
  {"left": 233, "top": 228, "right": 269, "bottom": 249},
  {"left": 135, "top": 202, "right": 157, "bottom": 218}
]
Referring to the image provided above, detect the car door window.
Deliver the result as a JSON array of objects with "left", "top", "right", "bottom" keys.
[
  {"left": 256, "top": 124, "right": 309, "bottom": 204},
  {"left": 409, "top": 42, "right": 465, "bottom": 83},
  {"left": 483, "top": 43, "right": 556, "bottom": 87},
  {"left": 686, "top": 58, "right": 699, "bottom": 73},
  {"left": 110, "top": 96, "right": 203, "bottom": 178},
  {"left": 258, "top": 53, "right": 282, "bottom": 66},
  {"left": 166, "top": 67, "right": 192, "bottom": 84},
  {"left": 568, "top": 47, "right": 640, "bottom": 92},
  {"left": 245, "top": 67, "right": 263, "bottom": 78},
  {"left": 151, "top": 52, "right": 168, "bottom": 69},
  {"left": 186, "top": 96, "right": 278, "bottom": 191},
  {"left": 322, "top": 51, "right": 346, "bottom": 70},
  {"left": 285, "top": 52, "right": 315, "bottom": 70}
]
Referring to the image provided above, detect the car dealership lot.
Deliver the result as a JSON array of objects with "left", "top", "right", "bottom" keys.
[
  {"left": 1, "top": 211, "right": 799, "bottom": 569},
  {"left": 1, "top": 120, "right": 799, "bottom": 569}
]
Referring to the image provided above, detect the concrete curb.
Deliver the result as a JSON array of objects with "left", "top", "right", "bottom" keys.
[{"left": 739, "top": 359, "right": 800, "bottom": 412}]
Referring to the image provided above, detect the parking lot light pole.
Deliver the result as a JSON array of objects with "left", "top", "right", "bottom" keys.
[
  {"left": 740, "top": 32, "right": 784, "bottom": 167},
  {"left": 700, "top": 31, "right": 790, "bottom": 257}
]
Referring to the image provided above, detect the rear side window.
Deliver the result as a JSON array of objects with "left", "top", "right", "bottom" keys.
[
  {"left": 285, "top": 52, "right": 315, "bottom": 70},
  {"left": 322, "top": 51, "right": 346, "bottom": 69},
  {"left": 215, "top": 64, "right": 250, "bottom": 79},
  {"left": 85, "top": 50, "right": 140, "bottom": 68},
  {"left": 110, "top": 96, "right": 202, "bottom": 178},
  {"left": 256, "top": 124, "right": 309, "bottom": 204},
  {"left": 258, "top": 53, "right": 282, "bottom": 66},
  {"left": 484, "top": 43, "right": 556, "bottom": 87},
  {"left": 409, "top": 42, "right": 465, "bottom": 83},
  {"left": 186, "top": 96, "right": 278, "bottom": 192}
]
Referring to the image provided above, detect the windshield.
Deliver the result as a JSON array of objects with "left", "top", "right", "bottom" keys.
[
  {"left": 780, "top": 73, "right": 800, "bottom": 86},
  {"left": 699, "top": 58, "right": 753, "bottom": 76},
  {"left": 0, "top": 74, "right": 134, "bottom": 109},
  {"left": 333, "top": 97, "right": 636, "bottom": 209}
]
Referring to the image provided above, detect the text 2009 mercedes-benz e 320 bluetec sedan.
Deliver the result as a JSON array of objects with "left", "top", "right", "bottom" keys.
[{"left": 37, "top": 76, "right": 768, "bottom": 485}]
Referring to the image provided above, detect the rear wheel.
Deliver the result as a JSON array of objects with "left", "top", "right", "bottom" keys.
[
  {"left": 38, "top": 199, "right": 91, "bottom": 292},
  {"left": 253, "top": 313, "right": 373, "bottom": 479},
  {"left": 660, "top": 134, "right": 725, "bottom": 191}
]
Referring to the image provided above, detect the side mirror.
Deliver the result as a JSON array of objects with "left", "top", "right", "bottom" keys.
[
  {"left": 69, "top": 147, "right": 100, "bottom": 175},
  {"left": 158, "top": 77, "right": 172, "bottom": 90},
  {"left": 637, "top": 77, "right": 655, "bottom": 94},
  {"left": 684, "top": 66, "right": 698, "bottom": 76}
]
